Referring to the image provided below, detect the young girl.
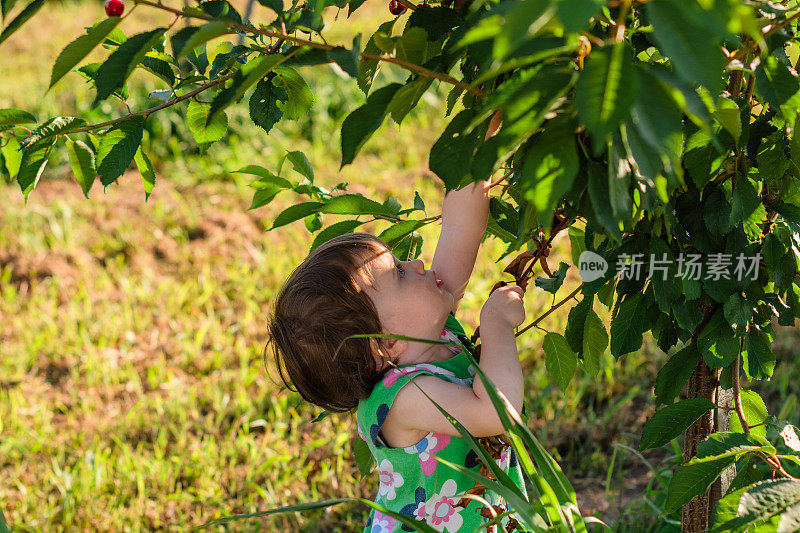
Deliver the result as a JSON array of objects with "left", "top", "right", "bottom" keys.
[{"left": 266, "top": 113, "right": 529, "bottom": 532}]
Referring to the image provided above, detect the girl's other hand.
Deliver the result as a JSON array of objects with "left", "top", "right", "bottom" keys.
[{"left": 480, "top": 284, "right": 525, "bottom": 328}]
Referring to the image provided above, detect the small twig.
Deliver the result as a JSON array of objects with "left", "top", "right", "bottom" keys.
[
  {"left": 489, "top": 170, "right": 512, "bottom": 189},
  {"left": 515, "top": 285, "right": 583, "bottom": 337}
]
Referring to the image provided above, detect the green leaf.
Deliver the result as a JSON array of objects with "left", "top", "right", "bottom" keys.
[
  {"left": 649, "top": 238, "right": 681, "bottom": 313},
  {"left": 630, "top": 65, "right": 684, "bottom": 170},
  {"left": 328, "top": 35, "right": 361, "bottom": 78},
  {"left": 520, "top": 115, "right": 579, "bottom": 227},
  {"left": 756, "top": 55, "right": 800, "bottom": 125},
  {"left": 723, "top": 293, "right": 752, "bottom": 331},
  {"left": 586, "top": 160, "right": 623, "bottom": 241},
  {"left": 201, "top": 0, "right": 242, "bottom": 24},
  {"left": 743, "top": 326, "right": 775, "bottom": 381},
  {"left": 270, "top": 202, "right": 324, "bottom": 230},
  {"left": 575, "top": 42, "right": 639, "bottom": 143},
  {"left": 77, "top": 62, "right": 129, "bottom": 102},
  {"left": 387, "top": 77, "right": 433, "bottom": 126},
  {"left": 704, "top": 187, "right": 733, "bottom": 236},
  {"left": 664, "top": 456, "right": 736, "bottom": 513},
  {"left": 492, "top": 0, "right": 554, "bottom": 60},
  {"left": 0, "top": 506, "right": 8, "bottom": 533},
  {"left": 0, "top": 108, "right": 36, "bottom": 126},
  {"left": 208, "top": 54, "right": 287, "bottom": 125},
  {"left": 582, "top": 308, "right": 607, "bottom": 375},
  {"left": 771, "top": 201, "right": 800, "bottom": 234},
  {"left": 610, "top": 292, "right": 646, "bottom": 358},
  {"left": 378, "top": 219, "right": 426, "bottom": 248},
  {"left": 273, "top": 67, "right": 314, "bottom": 120},
  {"left": 21, "top": 117, "right": 85, "bottom": 148},
  {"left": 428, "top": 109, "right": 482, "bottom": 189},
  {"left": 725, "top": 479, "right": 800, "bottom": 532},
  {"left": 647, "top": 0, "right": 724, "bottom": 95},
  {"left": 284, "top": 151, "right": 314, "bottom": 182},
  {"left": 322, "top": 194, "right": 394, "bottom": 216},
  {"left": 236, "top": 165, "right": 293, "bottom": 188},
  {"left": 714, "top": 96, "right": 741, "bottom": 144},
  {"left": 697, "top": 309, "right": 740, "bottom": 368},
  {"left": 543, "top": 332, "right": 577, "bottom": 390},
  {"left": 17, "top": 136, "right": 55, "bottom": 204},
  {"left": 0, "top": 0, "right": 45, "bottom": 46},
  {"left": 256, "top": 0, "right": 283, "bottom": 12},
  {"left": 690, "top": 432, "right": 775, "bottom": 463},
  {"left": 141, "top": 54, "right": 176, "bottom": 86},
  {"left": 357, "top": 20, "right": 395, "bottom": 95},
  {"left": 187, "top": 100, "right": 228, "bottom": 144},
  {"left": 729, "top": 175, "right": 760, "bottom": 228},
  {"left": 639, "top": 398, "right": 716, "bottom": 451},
  {"left": 66, "top": 139, "right": 96, "bottom": 199},
  {"left": 249, "top": 74, "right": 287, "bottom": 133},
  {"left": 176, "top": 21, "right": 230, "bottom": 59},
  {"left": 730, "top": 390, "right": 768, "bottom": 439},
  {"left": 534, "top": 261, "right": 569, "bottom": 295},
  {"left": 353, "top": 435, "right": 375, "bottom": 479},
  {"left": 1, "top": 136, "right": 22, "bottom": 177},
  {"left": 556, "top": 0, "right": 603, "bottom": 33},
  {"left": 564, "top": 296, "right": 591, "bottom": 355},
  {"left": 304, "top": 212, "right": 323, "bottom": 232},
  {"left": 340, "top": 83, "right": 402, "bottom": 167},
  {"left": 1, "top": 0, "right": 17, "bottom": 19},
  {"left": 310, "top": 220, "right": 365, "bottom": 251},
  {"left": 49, "top": 18, "right": 121, "bottom": 89},
  {"left": 395, "top": 26, "right": 428, "bottom": 65},
  {"left": 93, "top": 28, "right": 167, "bottom": 106},
  {"left": 654, "top": 343, "right": 701, "bottom": 406},
  {"left": 134, "top": 148, "right": 155, "bottom": 202},
  {"left": 96, "top": 117, "right": 145, "bottom": 187}
]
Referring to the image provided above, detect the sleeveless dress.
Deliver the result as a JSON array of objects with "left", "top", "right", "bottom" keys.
[{"left": 356, "top": 313, "right": 529, "bottom": 533}]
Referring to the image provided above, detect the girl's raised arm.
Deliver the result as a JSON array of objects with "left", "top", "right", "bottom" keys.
[{"left": 430, "top": 111, "right": 502, "bottom": 314}]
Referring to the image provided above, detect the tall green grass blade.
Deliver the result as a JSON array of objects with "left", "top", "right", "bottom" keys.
[{"left": 193, "top": 498, "right": 354, "bottom": 528}]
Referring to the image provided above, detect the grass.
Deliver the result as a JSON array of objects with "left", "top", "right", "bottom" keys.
[{"left": 2, "top": 0, "right": 799, "bottom": 531}]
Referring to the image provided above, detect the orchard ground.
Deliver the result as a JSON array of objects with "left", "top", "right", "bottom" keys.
[{"left": 1, "top": 0, "right": 799, "bottom": 530}]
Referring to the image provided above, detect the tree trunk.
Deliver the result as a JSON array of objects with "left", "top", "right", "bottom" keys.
[{"left": 681, "top": 359, "right": 733, "bottom": 532}]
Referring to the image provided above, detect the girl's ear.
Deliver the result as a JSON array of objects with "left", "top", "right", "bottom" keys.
[{"left": 371, "top": 337, "right": 408, "bottom": 371}]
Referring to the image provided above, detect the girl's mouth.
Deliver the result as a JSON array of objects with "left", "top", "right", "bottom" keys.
[{"left": 436, "top": 278, "right": 444, "bottom": 288}]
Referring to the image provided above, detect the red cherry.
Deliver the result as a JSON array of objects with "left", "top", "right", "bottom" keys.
[
  {"left": 105, "top": 0, "right": 124, "bottom": 17},
  {"left": 388, "top": 0, "right": 406, "bottom": 15}
]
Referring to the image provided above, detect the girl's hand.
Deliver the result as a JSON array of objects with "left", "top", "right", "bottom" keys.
[
  {"left": 485, "top": 110, "right": 503, "bottom": 141},
  {"left": 480, "top": 284, "right": 525, "bottom": 328}
]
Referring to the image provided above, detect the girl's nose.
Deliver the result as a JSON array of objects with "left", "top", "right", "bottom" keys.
[{"left": 409, "top": 259, "right": 425, "bottom": 275}]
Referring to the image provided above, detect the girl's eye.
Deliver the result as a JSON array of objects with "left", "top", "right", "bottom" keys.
[{"left": 396, "top": 263, "right": 405, "bottom": 277}]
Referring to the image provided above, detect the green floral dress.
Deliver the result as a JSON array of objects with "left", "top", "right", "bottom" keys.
[{"left": 356, "top": 313, "right": 528, "bottom": 533}]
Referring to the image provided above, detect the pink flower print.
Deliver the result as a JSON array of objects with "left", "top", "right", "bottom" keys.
[
  {"left": 413, "top": 501, "right": 426, "bottom": 520},
  {"left": 382, "top": 367, "right": 423, "bottom": 387},
  {"left": 423, "top": 479, "right": 464, "bottom": 532},
  {"left": 404, "top": 433, "right": 451, "bottom": 475},
  {"left": 370, "top": 510, "right": 397, "bottom": 533},
  {"left": 358, "top": 425, "right": 367, "bottom": 442},
  {"left": 377, "top": 459, "right": 404, "bottom": 501}
]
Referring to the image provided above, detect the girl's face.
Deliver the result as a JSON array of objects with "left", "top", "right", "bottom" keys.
[{"left": 358, "top": 246, "right": 454, "bottom": 364}]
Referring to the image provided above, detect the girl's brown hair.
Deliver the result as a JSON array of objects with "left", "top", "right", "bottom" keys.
[{"left": 265, "top": 232, "right": 389, "bottom": 413}]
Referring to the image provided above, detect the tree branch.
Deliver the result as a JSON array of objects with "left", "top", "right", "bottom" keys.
[{"left": 133, "top": 0, "right": 485, "bottom": 97}]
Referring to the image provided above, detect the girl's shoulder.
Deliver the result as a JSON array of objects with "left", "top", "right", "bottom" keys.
[{"left": 356, "top": 313, "right": 477, "bottom": 449}]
